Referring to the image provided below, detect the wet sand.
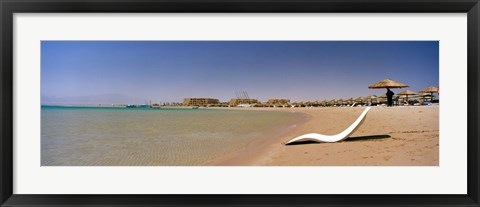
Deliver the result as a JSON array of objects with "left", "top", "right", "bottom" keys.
[{"left": 216, "top": 106, "right": 439, "bottom": 166}]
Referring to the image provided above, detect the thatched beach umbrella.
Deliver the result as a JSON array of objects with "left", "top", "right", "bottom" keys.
[
  {"left": 417, "top": 92, "right": 433, "bottom": 102},
  {"left": 329, "top": 99, "right": 337, "bottom": 106},
  {"left": 346, "top": 98, "right": 354, "bottom": 105},
  {"left": 398, "top": 90, "right": 418, "bottom": 102},
  {"left": 420, "top": 86, "right": 438, "bottom": 102},
  {"left": 368, "top": 78, "right": 408, "bottom": 106},
  {"left": 338, "top": 98, "right": 344, "bottom": 106},
  {"left": 378, "top": 94, "right": 388, "bottom": 104},
  {"left": 355, "top": 97, "right": 365, "bottom": 105},
  {"left": 364, "top": 96, "right": 372, "bottom": 102},
  {"left": 368, "top": 78, "right": 409, "bottom": 89},
  {"left": 367, "top": 95, "right": 378, "bottom": 105}
]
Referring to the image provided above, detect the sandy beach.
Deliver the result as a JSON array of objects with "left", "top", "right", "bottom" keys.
[{"left": 215, "top": 106, "right": 439, "bottom": 166}]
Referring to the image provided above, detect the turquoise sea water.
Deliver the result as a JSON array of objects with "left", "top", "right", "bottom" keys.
[{"left": 41, "top": 106, "right": 306, "bottom": 166}]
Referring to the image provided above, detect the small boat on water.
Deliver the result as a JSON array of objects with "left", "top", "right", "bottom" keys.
[
  {"left": 126, "top": 104, "right": 149, "bottom": 108},
  {"left": 150, "top": 104, "right": 161, "bottom": 109},
  {"left": 192, "top": 106, "right": 199, "bottom": 109}
]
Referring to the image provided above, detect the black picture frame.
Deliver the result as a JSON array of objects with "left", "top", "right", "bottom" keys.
[{"left": 1, "top": 0, "right": 479, "bottom": 206}]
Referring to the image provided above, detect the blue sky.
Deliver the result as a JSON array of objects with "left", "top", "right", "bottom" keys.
[{"left": 41, "top": 41, "right": 438, "bottom": 105}]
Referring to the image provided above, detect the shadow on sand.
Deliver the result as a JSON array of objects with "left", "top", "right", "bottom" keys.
[{"left": 285, "top": 134, "right": 391, "bottom": 146}]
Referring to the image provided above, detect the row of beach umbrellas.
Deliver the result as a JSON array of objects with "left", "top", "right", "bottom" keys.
[
  {"left": 275, "top": 79, "right": 437, "bottom": 107},
  {"left": 309, "top": 95, "right": 429, "bottom": 106},
  {"left": 368, "top": 78, "right": 438, "bottom": 102},
  {"left": 307, "top": 79, "right": 438, "bottom": 106}
]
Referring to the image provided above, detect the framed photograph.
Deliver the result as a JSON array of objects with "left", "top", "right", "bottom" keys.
[{"left": 1, "top": 0, "right": 479, "bottom": 206}]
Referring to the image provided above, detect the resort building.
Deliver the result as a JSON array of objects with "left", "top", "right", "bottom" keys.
[
  {"left": 229, "top": 98, "right": 258, "bottom": 107},
  {"left": 267, "top": 99, "right": 290, "bottom": 106},
  {"left": 183, "top": 98, "right": 220, "bottom": 106}
]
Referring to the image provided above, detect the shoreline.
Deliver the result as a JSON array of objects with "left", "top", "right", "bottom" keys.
[{"left": 207, "top": 109, "right": 312, "bottom": 166}]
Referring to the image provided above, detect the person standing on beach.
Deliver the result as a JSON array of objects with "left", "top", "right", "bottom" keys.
[{"left": 387, "top": 88, "right": 394, "bottom": 107}]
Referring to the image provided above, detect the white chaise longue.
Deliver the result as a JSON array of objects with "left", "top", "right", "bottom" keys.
[{"left": 286, "top": 107, "right": 371, "bottom": 144}]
